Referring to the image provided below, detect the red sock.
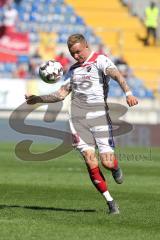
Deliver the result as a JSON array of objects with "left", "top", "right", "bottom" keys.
[
  {"left": 88, "top": 167, "right": 107, "bottom": 193},
  {"left": 113, "top": 157, "right": 118, "bottom": 170},
  {"left": 105, "top": 157, "right": 119, "bottom": 170}
]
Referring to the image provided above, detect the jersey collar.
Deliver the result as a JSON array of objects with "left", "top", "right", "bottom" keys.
[{"left": 83, "top": 51, "right": 94, "bottom": 64}]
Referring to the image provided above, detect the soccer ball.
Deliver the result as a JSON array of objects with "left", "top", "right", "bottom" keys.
[{"left": 39, "top": 60, "right": 63, "bottom": 84}]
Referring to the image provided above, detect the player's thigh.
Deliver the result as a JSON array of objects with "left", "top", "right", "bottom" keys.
[
  {"left": 69, "top": 118, "right": 96, "bottom": 153},
  {"left": 90, "top": 114, "right": 115, "bottom": 154}
]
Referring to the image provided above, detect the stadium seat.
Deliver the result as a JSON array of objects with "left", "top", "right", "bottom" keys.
[
  {"left": 18, "top": 55, "right": 29, "bottom": 63},
  {"left": 4, "top": 63, "right": 17, "bottom": 72}
]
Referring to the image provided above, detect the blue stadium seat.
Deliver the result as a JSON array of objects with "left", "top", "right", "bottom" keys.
[
  {"left": 65, "top": 5, "right": 74, "bottom": 14},
  {"left": 108, "top": 87, "right": 123, "bottom": 97},
  {"left": 128, "top": 77, "right": 144, "bottom": 88},
  {"left": 4, "top": 63, "right": 17, "bottom": 72},
  {"left": 0, "top": 63, "right": 5, "bottom": 72},
  {"left": 76, "top": 16, "right": 85, "bottom": 25},
  {"left": 18, "top": 55, "right": 29, "bottom": 63},
  {"left": 54, "top": 5, "right": 63, "bottom": 14}
]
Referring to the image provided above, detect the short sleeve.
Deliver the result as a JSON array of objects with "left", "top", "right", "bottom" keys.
[{"left": 96, "top": 55, "right": 117, "bottom": 74}]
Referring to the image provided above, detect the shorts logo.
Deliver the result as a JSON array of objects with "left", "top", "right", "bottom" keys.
[{"left": 94, "top": 180, "right": 101, "bottom": 184}]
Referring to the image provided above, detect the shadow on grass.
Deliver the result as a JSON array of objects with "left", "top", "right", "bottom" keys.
[{"left": 0, "top": 204, "right": 96, "bottom": 213}]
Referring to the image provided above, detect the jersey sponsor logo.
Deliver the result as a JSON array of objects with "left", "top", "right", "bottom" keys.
[{"left": 73, "top": 75, "right": 91, "bottom": 82}]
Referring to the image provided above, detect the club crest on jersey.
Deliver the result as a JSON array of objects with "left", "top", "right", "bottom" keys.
[{"left": 86, "top": 66, "right": 92, "bottom": 72}]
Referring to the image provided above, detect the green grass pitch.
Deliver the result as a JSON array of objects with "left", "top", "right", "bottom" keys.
[{"left": 0, "top": 143, "right": 160, "bottom": 240}]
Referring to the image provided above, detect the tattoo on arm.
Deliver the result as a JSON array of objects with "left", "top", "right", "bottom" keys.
[
  {"left": 39, "top": 93, "right": 64, "bottom": 103},
  {"left": 105, "top": 68, "right": 130, "bottom": 93},
  {"left": 39, "top": 83, "right": 71, "bottom": 103}
]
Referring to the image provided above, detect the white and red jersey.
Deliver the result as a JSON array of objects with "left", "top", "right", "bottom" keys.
[
  {"left": 64, "top": 52, "right": 116, "bottom": 153},
  {"left": 64, "top": 51, "right": 117, "bottom": 106}
]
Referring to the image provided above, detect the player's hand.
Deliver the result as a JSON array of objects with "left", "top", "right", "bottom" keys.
[
  {"left": 25, "top": 94, "right": 41, "bottom": 105},
  {"left": 126, "top": 95, "right": 138, "bottom": 107}
]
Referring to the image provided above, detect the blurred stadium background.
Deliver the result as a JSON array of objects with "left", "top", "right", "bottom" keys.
[{"left": 0, "top": 0, "right": 160, "bottom": 147}]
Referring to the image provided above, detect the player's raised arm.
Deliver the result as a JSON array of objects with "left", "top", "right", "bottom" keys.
[
  {"left": 105, "top": 67, "right": 138, "bottom": 107},
  {"left": 25, "top": 82, "right": 71, "bottom": 105}
]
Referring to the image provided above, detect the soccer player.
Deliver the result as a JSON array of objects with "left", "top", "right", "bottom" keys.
[{"left": 25, "top": 34, "right": 138, "bottom": 214}]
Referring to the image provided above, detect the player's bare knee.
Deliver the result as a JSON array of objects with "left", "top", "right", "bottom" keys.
[
  {"left": 100, "top": 153, "right": 115, "bottom": 169},
  {"left": 82, "top": 150, "right": 98, "bottom": 169}
]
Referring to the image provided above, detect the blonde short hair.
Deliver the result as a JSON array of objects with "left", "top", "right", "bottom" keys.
[{"left": 67, "top": 34, "right": 87, "bottom": 49}]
